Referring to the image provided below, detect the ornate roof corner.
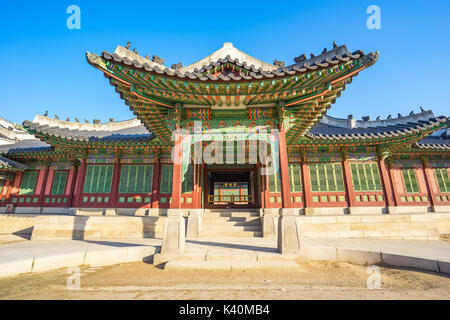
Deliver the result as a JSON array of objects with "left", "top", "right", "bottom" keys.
[
  {"left": 362, "top": 51, "right": 379, "bottom": 67},
  {"left": 85, "top": 52, "right": 106, "bottom": 69}
]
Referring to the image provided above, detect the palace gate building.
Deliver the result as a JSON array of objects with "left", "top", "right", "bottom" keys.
[{"left": 0, "top": 42, "right": 449, "bottom": 219}]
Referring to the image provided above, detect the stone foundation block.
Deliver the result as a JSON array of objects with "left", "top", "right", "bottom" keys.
[
  {"left": 382, "top": 253, "right": 440, "bottom": 273},
  {"left": 161, "top": 211, "right": 185, "bottom": 254},
  {"left": 336, "top": 248, "right": 382, "bottom": 265},
  {"left": 277, "top": 209, "right": 301, "bottom": 254}
]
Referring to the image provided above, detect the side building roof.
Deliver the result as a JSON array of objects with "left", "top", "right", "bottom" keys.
[{"left": 304, "top": 110, "right": 448, "bottom": 148}]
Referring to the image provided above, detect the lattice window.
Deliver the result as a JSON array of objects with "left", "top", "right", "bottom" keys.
[
  {"left": 401, "top": 169, "right": 419, "bottom": 193},
  {"left": 83, "top": 165, "right": 114, "bottom": 194},
  {"left": 289, "top": 164, "right": 302, "bottom": 192},
  {"left": 435, "top": 168, "right": 450, "bottom": 193},
  {"left": 182, "top": 165, "right": 193, "bottom": 194},
  {"left": 160, "top": 165, "right": 173, "bottom": 194},
  {"left": 119, "top": 165, "right": 154, "bottom": 194},
  {"left": 309, "top": 163, "right": 345, "bottom": 192},
  {"left": 350, "top": 163, "right": 382, "bottom": 191},
  {"left": 268, "top": 173, "right": 281, "bottom": 193},
  {"left": 19, "top": 171, "right": 38, "bottom": 195},
  {"left": 51, "top": 171, "right": 68, "bottom": 195}
]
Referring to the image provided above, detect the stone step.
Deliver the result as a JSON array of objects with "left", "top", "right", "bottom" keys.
[
  {"left": 201, "top": 231, "right": 262, "bottom": 238},
  {"left": 205, "top": 211, "right": 260, "bottom": 218},
  {"left": 202, "top": 219, "right": 261, "bottom": 227},
  {"left": 164, "top": 260, "right": 299, "bottom": 270},
  {"left": 202, "top": 215, "right": 261, "bottom": 222},
  {"left": 203, "top": 225, "right": 261, "bottom": 232}
]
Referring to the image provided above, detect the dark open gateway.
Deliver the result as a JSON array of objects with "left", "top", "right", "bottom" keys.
[{"left": 206, "top": 170, "right": 257, "bottom": 208}]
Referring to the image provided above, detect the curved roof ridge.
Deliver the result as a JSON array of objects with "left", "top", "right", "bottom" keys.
[
  {"left": 27, "top": 115, "right": 143, "bottom": 132},
  {"left": 356, "top": 110, "right": 436, "bottom": 128},
  {"left": 180, "top": 42, "right": 278, "bottom": 73},
  {"left": 320, "top": 110, "right": 438, "bottom": 129}
]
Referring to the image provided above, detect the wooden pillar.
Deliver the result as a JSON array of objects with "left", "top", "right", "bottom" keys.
[
  {"left": 278, "top": 130, "right": 291, "bottom": 208},
  {"left": 1, "top": 180, "right": 11, "bottom": 203},
  {"left": 387, "top": 164, "right": 400, "bottom": 206},
  {"left": 301, "top": 162, "right": 312, "bottom": 208},
  {"left": 73, "top": 160, "right": 87, "bottom": 207},
  {"left": 110, "top": 160, "right": 121, "bottom": 208},
  {"left": 37, "top": 165, "right": 50, "bottom": 208},
  {"left": 171, "top": 132, "right": 183, "bottom": 209},
  {"left": 342, "top": 160, "right": 356, "bottom": 207},
  {"left": 10, "top": 172, "right": 22, "bottom": 196},
  {"left": 68, "top": 165, "right": 78, "bottom": 207},
  {"left": 378, "top": 158, "right": 395, "bottom": 207},
  {"left": 259, "top": 165, "right": 265, "bottom": 208},
  {"left": 422, "top": 165, "right": 436, "bottom": 207},
  {"left": 192, "top": 164, "right": 202, "bottom": 209},
  {"left": 151, "top": 160, "right": 161, "bottom": 208}
]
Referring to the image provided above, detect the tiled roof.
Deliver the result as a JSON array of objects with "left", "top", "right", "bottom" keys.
[
  {"left": 95, "top": 43, "right": 373, "bottom": 82},
  {"left": 307, "top": 113, "right": 448, "bottom": 141},
  {"left": 0, "top": 139, "right": 52, "bottom": 154},
  {"left": 415, "top": 128, "right": 450, "bottom": 150},
  {"left": 22, "top": 116, "right": 153, "bottom": 143},
  {"left": 0, "top": 156, "right": 27, "bottom": 171}
]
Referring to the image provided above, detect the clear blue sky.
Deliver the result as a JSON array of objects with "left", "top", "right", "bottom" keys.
[{"left": 0, "top": 0, "right": 449, "bottom": 124}]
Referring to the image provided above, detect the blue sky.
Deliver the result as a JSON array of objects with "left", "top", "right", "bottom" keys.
[{"left": 0, "top": 0, "right": 449, "bottom": 124}]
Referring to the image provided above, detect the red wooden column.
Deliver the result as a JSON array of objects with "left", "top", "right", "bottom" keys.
[
  {"left": 1, "top": 180, "right": 11, "bottom": 203},
  {"left": 171, "top": 132, "right": 183, "bottom": 209},
  {"left": 151, "top": 159, "right": 161, "bottom": 208},
  {"left": 387, "top": 164, "right": 401, "bottom": 206},
  {"left": 342, "top": 160, "right": 356, "bottom": 207},
  {"left": 192, "top": 164, "right": 202, "bottom": 209},
  {"left": 277, "top": 130, "right": 291, "bottom": 208},
  {"left": 72, "top": 160, "right": 87, "bottom": 207},
  {"left": 37, "top": 165, "right": 50, "bottom": 208},
  {"left": 259, "top": 164, "right": 265, "bottom": 208},
  {"left": 378, "top": 157, "right": 395, "bottom": 207},
  {"left": 422, "top": 163, "right": 437, "bottom": 207},
  {"left": 68, "top": 164, "right": 78, "bottom": 207},
  {"left": 301, "top": 161, "right": 312, "bottom": 208},
  {"left": 10, "top": 172, "right": 22, "bottom": 197},
  {"left": 110, "top": 159, "right": 121, "bottom": 208}
]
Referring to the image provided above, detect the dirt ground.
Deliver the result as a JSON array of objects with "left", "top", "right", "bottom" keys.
[{"left": 1, "top": 260, "right": 449, "bottom": 300}]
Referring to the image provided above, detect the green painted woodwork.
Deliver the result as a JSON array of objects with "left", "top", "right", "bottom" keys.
[
  {"left": 289, "top": 164, "right": 302, "bottom": 192},
  {"left": 309, "top": 163, "right": 344, "bottom": 192},
  {"left": 51, "top": 171, "right": 68, "bottom": 195},
  {"left": 83, "top": 165, "right": 114, "bottom": 194},
  {"left": 182, "top": 165, "right": 193, "bottom": 194},
  {"left": 19, "top": 171, "right": 38, "bottom": 195},
  {"left": 269, "top": 173, "right": 281, "bottom": 193},
  {"left": 119, "top": 165, "right": 153, "bottom": 194},
  {"left": 435, "top": 168, "right": 450, "bottom": 193},
  {"left": 160, "top": 165, "right": 173, "bottom": 194},
  {"left": 350, "top": 163, "right": 382, "bottom": 192},
  {"left": 401, "top": 169, "right": 420, "bottom": 193}
]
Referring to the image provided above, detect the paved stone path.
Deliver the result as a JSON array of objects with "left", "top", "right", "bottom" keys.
[{"left": 0, "top": 236, "right": 449, "bottom": 277}]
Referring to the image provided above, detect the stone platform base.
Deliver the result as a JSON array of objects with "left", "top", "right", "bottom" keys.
[{"left": 30, "top": 215, "right": 166, "bottom": 240}]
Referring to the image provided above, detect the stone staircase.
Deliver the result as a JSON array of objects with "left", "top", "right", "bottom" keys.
[{"left": 200, "top": 210, "right": 262, "bottom": 238}]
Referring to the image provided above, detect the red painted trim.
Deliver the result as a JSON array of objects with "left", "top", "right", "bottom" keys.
[
  {"left": 387, "top": 165, "right": 400, "bottom": 206},
  {"left": 68, "top": 166, "right": 78, "bottom": 207},
  {"left": 37, "top": 167, "right": 50, "bottom": 207},
  {"left": 151, "top": 162, "right": 161, "bottom": 208},
  {"left": 342, "top": 160, "right": 356, "bottom": 207},
  {"left": 73, "top": 161, "right": 87, "bottom": 207},
  {"left": 171, "top": 132, "right": 183, "bottom": 209},
  {"left": 278, "top": 130, "right": 291, "bottom": 208},
  {"left": 423, "top": 166, "right": 436, "bottom": 207},
  {"left": 301, "top": 162, "right": 312, "bottom": 208},
  {"left": 378, "top": 159, "right": 395, "bottom": 207},
  {"left": 110, "top": 161, "right": 121, "bottom": 207}
]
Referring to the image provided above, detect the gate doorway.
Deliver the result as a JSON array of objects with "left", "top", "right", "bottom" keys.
[{"left": 205, "top": 168, "right": 258, "bottom": 208}]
